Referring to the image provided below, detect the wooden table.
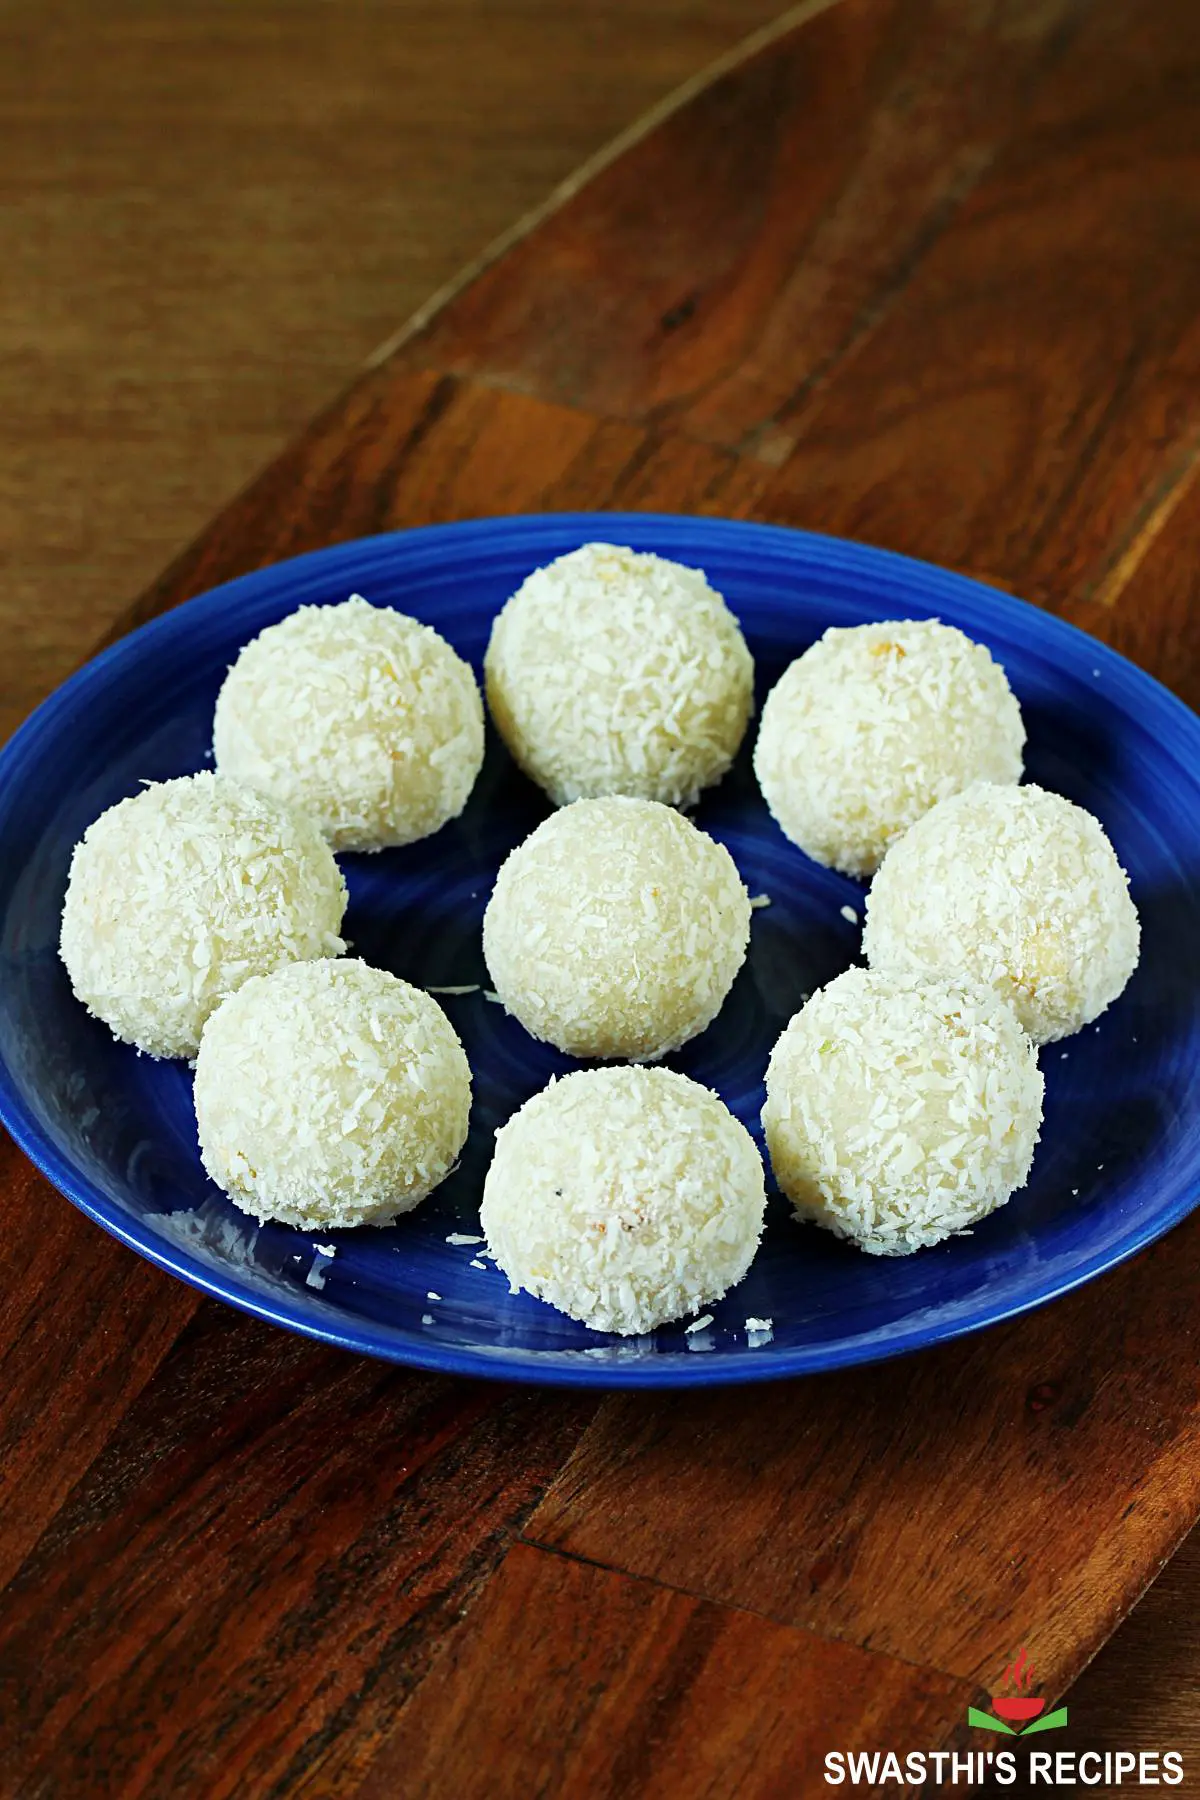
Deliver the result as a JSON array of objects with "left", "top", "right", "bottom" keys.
[{"left": 4, "top": 1, "right": 1200, "bottom": 1792}]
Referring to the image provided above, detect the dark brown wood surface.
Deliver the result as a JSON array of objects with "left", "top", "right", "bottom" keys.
[
  {"left": 4, "top": 1, "right": 1200, "bottom": 1794},
  {"left": 0, "top": 0, "right": 785, "bottom": 748}
]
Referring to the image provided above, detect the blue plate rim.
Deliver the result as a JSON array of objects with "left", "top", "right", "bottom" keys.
[{"left": 2, "top": 512, "right": 1198, "bottom": 1388}]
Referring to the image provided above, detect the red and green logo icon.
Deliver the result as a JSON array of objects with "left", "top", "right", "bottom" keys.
[{"left": 968, "top": 1649, "right": 1069, "bottom": 1737}]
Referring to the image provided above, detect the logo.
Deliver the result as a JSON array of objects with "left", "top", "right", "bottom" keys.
[
  {"left": 822, "top": 1643, "right": 1184, "bottom": 1785},
  {"left": 968, "top": 1648, "right": 1068, "bottom": 1737}
]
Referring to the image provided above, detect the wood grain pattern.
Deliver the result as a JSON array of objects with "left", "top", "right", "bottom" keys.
[
  {"left": 117, "top": 369, "right": 773, "bottom": 641},
  {"left": 399, "top": 0, "right": 1200, "bottom": 609},
  {"left": 758, "top": 0, "right": 1200, "bottom": 595},
  {"left": 0, "top": 0, "right": 786, "bottom": 747},
  {"left": 527, "top": 1225, "right": 1200, "bottom": 1694},
  {"left": 5, "top": 0, "right": 1200, "bottom": 1793},
  {"left": 400, "top": 0, "right": 1090, "bottom": 446},
  {"left": 0, "top": 1297, "right": 593, "bottom": 1799},
  {"left": 0, "top": 1139, "right": 197, "bottom": 1590},
  {"left": 1064, "top": 472, "right": 1200, "bottom": 713},
  {"left": 352, "top": 1541, "right": 973, "bottom": 1800}
]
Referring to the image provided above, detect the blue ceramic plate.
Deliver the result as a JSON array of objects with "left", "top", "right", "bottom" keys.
[{"left": 2, "top": 515, "right": 1198, "bottom": 1387}]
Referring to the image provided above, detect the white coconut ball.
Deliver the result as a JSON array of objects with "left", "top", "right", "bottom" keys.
[
  {"left": 864, "top": 783, "right": 1140, "bottom": 1044},
  {"left": 763, "top": 967, "right": 1044, "bottom": 1256},
  {"left": 485, "top": 543, "right": 754, "bottom": 807},
  {"left": 754, "top": 618, "right": 1024, "bottom": 876},
  {"left": 482, "top": 1066, "right": 766, "bottom": 1334},
  {"left": 483, "top": 796, "right": 751, "bottom": 1061},
  {"left": 194, "top": 959, "right": 471, "bottom": 1229},
  {"left": 213, "top": 595, "right": 485, "bottom": 852},
  {"left": 59, "top": 773, "right": 347, "bottom": 1060}
]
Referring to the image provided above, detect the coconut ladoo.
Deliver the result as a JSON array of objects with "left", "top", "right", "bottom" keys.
[
  {"left": 754, "top": 618, "right": 1024, "bottom": 877},
  {"left": 482, "top": 795, "right": 751, "bottom": 1061},
  {"left": 763, "top": 967, "right": 1044, "bottom": 1255},
  {"left": 59, "top": 773, "right": 347, "bottom": 1060},
  {"left": 863, "top": 782, "right": 1140, "bottom": 1043},
  {"left": 485, "top": 542, "right": 754, "bottom": 807},
  {"left": 194, "top": 960, "right": 471, "bottom": 1229},
  {"left": 213, "top": 595, "right": 484, "bottom": 852},
  {"left": 482, "top": 1065, "right": 766, "bottom": 1334}
]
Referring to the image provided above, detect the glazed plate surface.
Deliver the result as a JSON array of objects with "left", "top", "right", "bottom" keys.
[{"left": 1, "top": 514, "right": 1198, "bottom": 1386}]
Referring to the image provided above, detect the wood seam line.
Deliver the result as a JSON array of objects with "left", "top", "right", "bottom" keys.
[
  {"left": 1090, "top": 430, "right": 1200, "bottom": 610},
  {"left": 516, "top": 1531, "right": 985, "bottom": 1693},
  {"left": 339, "top": 1539, "right": 975, "bottom": 1799},
  {"left": 361, "top": 363, "right": 780, "bottom": 468},
  {"left": 657, "top": 0, "right": 1090, "bottom": 459},
  {"left": 361, "top": 0, "right": 844, "bottom": 373}
]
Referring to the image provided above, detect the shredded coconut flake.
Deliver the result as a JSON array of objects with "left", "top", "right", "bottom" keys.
[
  {"left": 685, "top": 1314, "right": 714, "bottom": 1334},
  {"left": 213, "top": 595, "right": 484, "bottom": 852},
  {"left": 483, "top": 797, "right": 750, "bottom": 1061},
  {"left": 864, "top": 783, "right": 1140, "bottom": 1044},
  {"left": 447, "top": 1232, "right": 484, "bottom": 1246},
  {"left": 840, "top": 905, "right": 858, "bottom": 924},
  {"left": 749, "top": 893, "right": 772, "bottom": 910},
  {"left": 755, "top": 619, "right": 1024, "bottom": 876},
  {"left": 485, "top": 543, "right": 753, "bottom": 808},
  {"left": 481, "top": 1066, "right": 764, "bottom": 1335}
]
